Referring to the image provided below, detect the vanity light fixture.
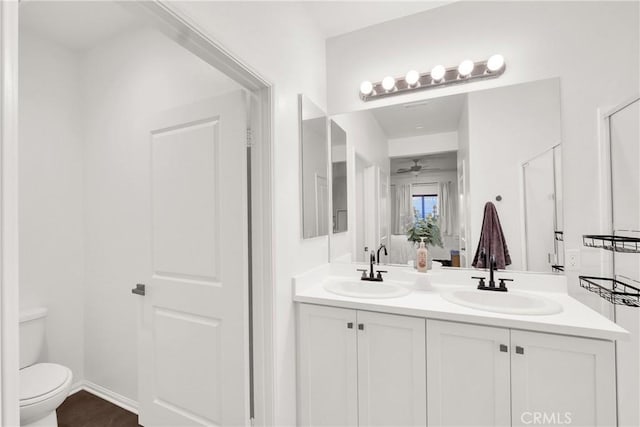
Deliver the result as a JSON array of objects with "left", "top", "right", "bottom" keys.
[
  {"left": 405, "top": 70, "right": 420, "bottom": 86},
  {"left": 381, "top": 76, "right": 396, "bottom": 92},
  {"left": 359, "top": 54, "right": 507, "bottom": 101},
  {"left": 430, "top": 65, "right": 446, "bottom": 82},
  {"left": 487, "top": 54, "right": 505, "bottom": 72},
  {"left": 360, "top": 80, "right": 374, "bottom": 96},
  {"left": 457, "top": 59, "right": 475, "bottom": 77}
]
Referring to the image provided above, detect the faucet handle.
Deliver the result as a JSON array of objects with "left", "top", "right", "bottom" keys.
[
  {"left": 357, "top": 268, "right": 368, "bottom": 279},
  {"left": 472, "top": 276, "right": 487, "bottom": 287},
  {"left": 498, "top": 278, "right": 513, "bottom": 289},
  {"left": 375, "top": 270, "right": 387, "bottom": 280}
]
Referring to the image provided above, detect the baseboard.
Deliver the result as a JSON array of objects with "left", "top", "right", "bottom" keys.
[{"left": 71, "top": 380, "right": 139, "bottom": 415}]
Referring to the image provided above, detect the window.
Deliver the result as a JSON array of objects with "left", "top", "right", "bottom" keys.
[{"left": 413, "top": 194, "right": 438, "bottom": 219}]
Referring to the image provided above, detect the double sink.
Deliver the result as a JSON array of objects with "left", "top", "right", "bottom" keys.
[{"left": 323, "top": 278, "right": 563, "bottom": 316}]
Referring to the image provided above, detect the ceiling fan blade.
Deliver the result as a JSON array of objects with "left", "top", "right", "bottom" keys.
[{"left": 396, "top": 168, "right": 410, "bottom": 173}]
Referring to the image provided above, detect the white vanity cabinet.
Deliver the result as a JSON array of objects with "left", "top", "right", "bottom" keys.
[
  {"left": 297, "top": 304, "right": 426, "bottom": 427},
  {"left": 298, "top": 304, "right": 617, "bottom": 427},
  {"left": 510, "top": 330, "right": 616, "bottom": 427},
  {"left": 426, "top": 320, "right": 511, "bottom": 426},
  {"left": 427, "top": 320, "right": 616, "bottom": 427}
]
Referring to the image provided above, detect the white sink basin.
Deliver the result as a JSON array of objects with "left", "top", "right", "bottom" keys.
[
  {"left": 441, "top": 289, "right": 563, "bottom": 315},
  {"left": 324, "top": 280, "right": 411, "bottom": 299}
]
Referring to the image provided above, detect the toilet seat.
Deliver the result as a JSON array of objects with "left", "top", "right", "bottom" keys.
[{"left": 20, "top": 363, "right": 72, "bottom": 407}]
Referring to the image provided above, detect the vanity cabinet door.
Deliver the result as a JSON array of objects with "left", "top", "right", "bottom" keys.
[
  {"left": 510, "top": 330, "right": 616, "bottom": 427},
  {"left": 426, "top": 319, "right": 511, "bottom": 427},
  {"left": 297, "top": 304, "right": 358, "bottom": 427},
  {"left": 356, "top": 311, "right": 426, "bottom": 427}
]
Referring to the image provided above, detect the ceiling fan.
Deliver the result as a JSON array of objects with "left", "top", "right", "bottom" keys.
[{"left": 396, "top": 159, "right": 424, "bottom": 174}]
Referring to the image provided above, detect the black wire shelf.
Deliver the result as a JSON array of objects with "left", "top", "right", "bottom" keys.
[
  {"left": 555, "top": 231, "right": 564, "bottom": 242},
  {"left": 579, "top": 276, "right": 640, "bottom": 307},
  {"left": 582, "top": 234, "right": 640, "bottom": 253}
]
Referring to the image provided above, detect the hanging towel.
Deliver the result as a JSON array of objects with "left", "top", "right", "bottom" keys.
[{"left": 472, "top": 202, "right": 511, "bottom": 269}]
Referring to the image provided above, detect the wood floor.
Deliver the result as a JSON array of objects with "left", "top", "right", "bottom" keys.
[{"left": 57, "top": 390, "right": 139, "bottom": 427}]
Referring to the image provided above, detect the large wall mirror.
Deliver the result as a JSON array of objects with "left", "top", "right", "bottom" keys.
[
  {"left": 299, "top": 94, "right": 329, "bottom": 239},
  {"left": 327, "top": 78, "right": 564, "bottom": 273}
]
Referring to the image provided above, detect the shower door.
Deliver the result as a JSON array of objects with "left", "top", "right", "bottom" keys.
[
  {"left": 137, "top": 91, "right": 250, "bottom": 426},
  {"left": 523, "top": 147, "right": 559, "bottom": 271}
]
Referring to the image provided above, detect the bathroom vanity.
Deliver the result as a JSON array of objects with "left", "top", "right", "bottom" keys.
[{"left": 294, "top": 264, "right": 627, "bottom": 427}]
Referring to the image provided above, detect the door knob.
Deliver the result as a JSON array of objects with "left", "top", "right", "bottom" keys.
[{"left": 131, "top": 284, "right": 146, "bottom": 296}]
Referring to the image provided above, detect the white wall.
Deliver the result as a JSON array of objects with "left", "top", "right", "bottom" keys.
[
  {"left": 388, "top": 131, "right": 458, "bottom": 158},
  {"left": 165, "top": 3, "right": 328, "bottom": 424},
  {"left": 81, "top": 27, "right": 241, "bottom": 401},
  {"left": 467, "top": 79, "right": 561, "bottom": 271},
  {"left": 18, "top": 31, "right": 85, "bottom": 382}
]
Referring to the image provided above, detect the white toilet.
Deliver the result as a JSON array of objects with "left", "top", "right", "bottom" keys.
[{"left": 19, "top": 308, "right": 72, "bottom": 427}]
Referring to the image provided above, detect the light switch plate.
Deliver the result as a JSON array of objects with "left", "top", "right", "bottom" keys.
[{"left": 566, "top": 249, "right": 580, "bottom": 271}]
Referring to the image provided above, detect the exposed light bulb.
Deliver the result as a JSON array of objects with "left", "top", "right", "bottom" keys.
[
  {"left": 487, "top": 54, "right": 505, "bottom": 72},
  {"left": 382, "top": 76, "right": 396, "bottom": 91},
  {"left": 430, "top": 65, "right": 446, "bottom": 82},
  {"left": 405, "top": 70, "right": 420, "bottom": 86},
  {"left": 360, "top": 80, "right": 374, "bottom": 96},
  {"left": 458, "top": 59, "right": 474, "bottom": 77}
]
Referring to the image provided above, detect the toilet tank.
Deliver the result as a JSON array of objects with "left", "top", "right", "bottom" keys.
[{"left": 19, "top": 307, "right": 48, "bottom": 369}]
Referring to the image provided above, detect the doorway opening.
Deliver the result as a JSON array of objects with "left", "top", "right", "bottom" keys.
[{"left": 1, "top": 1, "right": 273, "bottom": 426}]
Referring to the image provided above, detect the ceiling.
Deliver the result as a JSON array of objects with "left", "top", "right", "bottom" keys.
[
  {"left": 391, "top": 151, "right": 457, "bottom": 176},
  {"left": 301, "top": 1, "right": 454, "bottom": 38},
  {"left": 371, "top": 93, "right": 467, "bottom": 139},
  {"left": 18, "top": 1, "right": 455, "bottom": 51},
  {"left": 19, "top": 1, "right": 141, "bottom": 51}
]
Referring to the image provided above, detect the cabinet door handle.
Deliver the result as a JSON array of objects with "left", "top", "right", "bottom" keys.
[
  {"left": 358, "top": 323, "right": 364, "bottom": 330},
  {"left": 347, "top": 322, "right": 353, "bottom": 329},
  {"left": 131, "top": 283, "right": 146, "bottom": 296},
  {"left": 499, "top": 344, "right": 508, "bottom": 352},
  {"left": 515, "top": 346, "right": 524, "bottom": 354}
]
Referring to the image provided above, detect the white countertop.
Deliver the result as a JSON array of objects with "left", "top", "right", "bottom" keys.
[{"left": 293, "top": 263, "right": 628, "bottom": 341}]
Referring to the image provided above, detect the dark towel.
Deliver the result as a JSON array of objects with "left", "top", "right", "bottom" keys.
[{"left": 472, "top": 202, "right": 511, "bottom": 269}]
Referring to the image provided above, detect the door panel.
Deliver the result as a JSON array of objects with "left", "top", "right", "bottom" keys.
[
  {"left": 151, "top": 120, "right": 220, "bottom": 280},
  {"left": 357, "top": 311, "right": 426, "bottom": 427},
  {"left": 427, "top": 319, "right": 510, "bottom": 427},
  {"left": 511, "top": 330, "right": 616, "bottom": 427},
  {"left": 139, "top": 91, "right": 248, "bottom": 426},
  {"left": 297, "top": 304, "right": 358, "bottom": 427}
]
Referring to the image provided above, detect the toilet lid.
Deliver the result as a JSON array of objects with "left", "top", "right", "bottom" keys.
[{"left": 20, "top": 363, "right": 70, "bottom": 403}]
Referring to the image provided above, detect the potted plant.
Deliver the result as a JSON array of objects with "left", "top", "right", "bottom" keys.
[{"left": 406, "top": 214, "right": 444, "bottom": 248}]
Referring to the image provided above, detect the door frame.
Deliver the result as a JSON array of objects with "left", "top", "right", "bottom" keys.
[{"left": 0, "top": 1, "right": 275, "bottom": 426}]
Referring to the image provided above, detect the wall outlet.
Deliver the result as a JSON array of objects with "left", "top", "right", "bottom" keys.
[{"left": 566, "top": 249, "right": 581, "bottom": 271}]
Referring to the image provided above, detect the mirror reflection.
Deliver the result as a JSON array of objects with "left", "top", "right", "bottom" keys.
[
  {"left": 329, "top": 78, "right": 563, "bottom": 273},
  {"left": 331, "top": 120, "right": 348, "bottom": 233},
  {"left": 299, "top": 94, "right": 328, "bottom": 239}
]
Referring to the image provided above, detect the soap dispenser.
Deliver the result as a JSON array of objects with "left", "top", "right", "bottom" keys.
[{"left": 417, "top": 237, "right": 428, "bottom": 273}]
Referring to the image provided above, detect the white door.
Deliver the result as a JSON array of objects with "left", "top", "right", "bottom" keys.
[
  {"left": 138, "top": 91, "right": 249, "bottom": 426},
  {"left": 357, "top": 311, "right": 426, "bottom": 427},
  {"left": 427, "top": 320, "right": 511, "bottom": 427},
  {"left": 523, "top": 149, "right": 557, "bottom": 271},
  {"left": 511, "top": 330, "right": 616, "bottom": 427},
  {"left": 297, "top": 304, "right": 358, "bottom": 427}
]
